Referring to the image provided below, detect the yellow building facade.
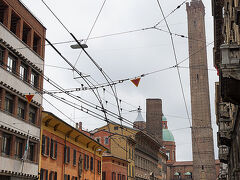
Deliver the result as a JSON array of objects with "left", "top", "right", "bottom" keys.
[{"left": 97, "top": 122, "right": 137, "bottom": 180}]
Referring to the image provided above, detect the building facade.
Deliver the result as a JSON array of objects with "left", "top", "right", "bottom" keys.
[
  {"left": 212, "top": 0, "right": 240, "bottom": 179},
  {"left": 0, "top": 0, "right": 45, "bottom": 179},
  {"left": 134, "top": 131, "right": 161, "bottom": 180},
  {"left": 91, "top": 123, "right": 136, "bottom": 180},
  {"left": 101, "top": 154, "right": 128, "bottom": 180},
  {"left": 40, "top": 111, "right": 107, "bottom": 180},
  {"left": 186, "top": 0, "right": 216, "bottom": 179}
]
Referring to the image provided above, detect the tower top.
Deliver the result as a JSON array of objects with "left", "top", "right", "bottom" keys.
[{"left": 186, "top": 0, "right": 205, "bottom": 14}]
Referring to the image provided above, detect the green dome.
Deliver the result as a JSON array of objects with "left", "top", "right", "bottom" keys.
[
  {"left": 162, "top": 129, "right": 175, "bottom": 142},
  {"left": 162, "top": 116, "right": 167, "bottom": 121}
]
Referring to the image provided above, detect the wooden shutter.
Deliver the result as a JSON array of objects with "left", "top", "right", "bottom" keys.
[
  {"left": 46, "top": 137, "right": 50, "bottom": 155},
  {"left": 50, "top": 139, "right": 53, "bottom": 158},
  {"left": 55, "top": 141, "right": 57, "bottom": 159},
  {"left": 41, "top": 135, "right": 45, "bottom": 155},
  {"left": 67, "top": 146, "right": 70, "bottom": 163}
]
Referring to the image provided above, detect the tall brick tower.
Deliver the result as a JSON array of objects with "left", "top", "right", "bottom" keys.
[
  {"left": 186, "top": 0, "right": 216, "bottom": 179},
  {"left": 146, "top": 99, "right": 162, "bottom": 145}
]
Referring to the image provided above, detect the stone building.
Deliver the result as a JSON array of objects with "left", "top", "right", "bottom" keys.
[
  {"left": 41, "top": 111, "right": 107, "bottom": 180},
  {"left": 0, "top": 0, "right": 45, "bottom": 179},
  {"left": 186, "top": 0, "right": 216, "bottom": 179},
  {"left": 212, "top": 0, "right": 240, "bottom": 179}
]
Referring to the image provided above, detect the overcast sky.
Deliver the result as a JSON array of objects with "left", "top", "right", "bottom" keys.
[{"left": 21, "top": 0, "right": 217, "bottom": 161}]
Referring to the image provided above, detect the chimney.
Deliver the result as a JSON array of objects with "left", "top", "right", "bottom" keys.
[
  {"left": 78, "top": 122, "right": 82, "bottom": 131},
  {"left": 75, "top": 123, "right": 79, "bottom": 129},
  {"left": 146, "top": 99, "right": 163, "bottom": 144}
]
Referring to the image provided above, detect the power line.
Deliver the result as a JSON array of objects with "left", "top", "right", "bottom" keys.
[{"left": 74, "top": 0, "right": 107, "bottom": 67}]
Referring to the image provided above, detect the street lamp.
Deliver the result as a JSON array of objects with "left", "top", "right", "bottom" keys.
[{"left": 70, "top": 41, "right": 88, "bottom": 49}]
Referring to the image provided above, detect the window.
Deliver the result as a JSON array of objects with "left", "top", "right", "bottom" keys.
[
  {"left": 22, "top": 22, "right": 31, "bottom": 46},
  {"left": 84, "top": 154, "right": 87, "bottom": 170},
  {"left": 42, "top": 135, "right": 45, "bottom": 155},
  {"left": 64, "top": 146, "right": 70, "bottom": 163},
  {"left": 20, "top": 63, "right": 28, "bottom": 81},
  {"left": 7, "top": 54, "right": 16, "bottom": 73},
  {"left": 132, "top": 149, "right": 134, "bottom": 160},
  {"left": 27, "top": 142, "right": 35, "bottom": 161},
  {"left": 0, "top": 46, "right": 4, "bottom": 65},
  {"left": 29, "top": 105, "right": 37, "bottom": 124},
  {"left": 122, "top": 175, "right": 126, "bottom": 180},
  {"left": 31, "top": 71, "right": 38, "bottom": 88},
  {"left": 71, "top": 177, "right": 77, "bottom": 180},
  {"left": 129, "top": 148, "right": 131, "bottom": 159},
  {"left": 87, "top": 155, "right": 89, "bottom": 169},
  {"left": 17, "top": 99, "right": 25, "bottom": 119},
  {"left": 95, "top": 137, "right": 100, "bottom": 143},
  {"left": 5, "top": 92, "right": 14, "bottom": 114},
  {"left": 104, "top": 137, "right": 109, "bottom": 145},
  {"left": 50, "top": 139, "right": 57, "bottom": 159},
  {"left": 84, "top": 154, "right": 89, "bottom": 170},
  {"left": 118, "top": 174, "right": 121, "bottom": 180},
  {"left": 49, "top": 171, "right": 57, "bottom": 180},
  {"left": 112, "top": 172, "right": 116, "bottom": 180},
  {"left": 73, "top": 149, "right": 76, "bottom": 165},
  {"left": 166, "top": 151, "right": 170, "bottom": 160},
  {"left": 90, "top": 157, "right": 93, "bottom": 171},
  {"left": 40, "top": 169, "right": 48, "bottom": 180},
  {"left": 33, "top": 32, "right": 41, "bottom": 55},
  {"left": 2, "top": 133, "right": 11, "bottom": 155},
  {"left": 42, "top": 135, "right": 50, "bottom": 156},
  {"left": 114, "top": 126, "right": 118, "bottom": 130},
  {"left": 132, "top": 166, "right": 134, "bottom": 177},
  {"left": 97, "top": 160, "right": 101, "bottom": 174},
  {"left": 64, "top": 174, "right": 70, "bottom": 180},
  {"left": 102, "top": 172, "right": 106, "bottom": 180},
  {"left": 10, "top": 11, "right": 20, "bottom": 35},
  {"left": 15, "top": 137, "right": 23, "bottom": 158}
]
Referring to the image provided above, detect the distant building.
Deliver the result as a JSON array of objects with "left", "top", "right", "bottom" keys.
[
  {"left": 0, "top": 0, "right": 45, "bottom": 179},
  {"left": 162, "top": 117, "right": 221, "bottom": 180},
  {"left": 162, "top": 116, "right": 176, "bottom": 165},
  {"left": 102, "top": 154, "right": 128, "bottom": 180},
  {"left": 91, "top": 123, "right": 137, "bottom": 180},
  {"left": 41, "top": 111, "right": 107, "bottom": 180}
]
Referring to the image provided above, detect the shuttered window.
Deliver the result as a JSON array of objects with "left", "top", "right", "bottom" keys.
[{"left": 73, "top": 149, "right": 76, "bottom": 165}]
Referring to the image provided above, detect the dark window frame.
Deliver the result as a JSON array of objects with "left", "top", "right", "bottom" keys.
[{"left": 1, "top": 133, "right": 11, "bottom": 155}]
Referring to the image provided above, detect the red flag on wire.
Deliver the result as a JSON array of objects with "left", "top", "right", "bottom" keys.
[{"left": 131, "top": 78, "right": 141, "bottom": 87}]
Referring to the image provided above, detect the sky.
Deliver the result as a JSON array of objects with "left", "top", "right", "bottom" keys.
[{"left": 21, "top": 0, "right": 217, "bottom": 161}]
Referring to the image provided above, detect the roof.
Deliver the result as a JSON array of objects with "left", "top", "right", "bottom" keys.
[
  {"left": 42, "top": 111, "right": 108, "bottom": 152},
  {"left": 103, "top": 154, "right": 129, "bottom": 163},
  {"left": 135, "top": 111, "right": 144, "bottom": 122},
  {"left": 162, "top": 116, "right": 167, "bottom": 122},
  {"left": 162, "top": 129, "right": 175, "bottom": 142}
]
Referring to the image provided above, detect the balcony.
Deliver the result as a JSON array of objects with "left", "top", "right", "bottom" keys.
[{"left": 219, "top": 146, "right": 229, "bottom": 164}]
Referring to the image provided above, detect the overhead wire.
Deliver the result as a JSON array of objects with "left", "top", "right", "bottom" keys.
[
  {"left": 74, "top": 0, "right": 107, "bottom": 67},
  {"left": 155, "top": 0, "right": 205, "bottom": 170}
]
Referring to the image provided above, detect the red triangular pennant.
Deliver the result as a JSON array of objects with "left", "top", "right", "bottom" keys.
[
  {"left": 25, "top": 94, "right": 34, "bottom": 103},
  {"left": 131, "top": 78, "right": 141, "bottom": 87}
]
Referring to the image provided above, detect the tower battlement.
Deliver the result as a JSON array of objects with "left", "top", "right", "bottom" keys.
[{"left": 186, "top": 0, "right": 205, "bottom": 14}]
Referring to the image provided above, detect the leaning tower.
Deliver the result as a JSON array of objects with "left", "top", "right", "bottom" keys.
[{"left": 186, "top": 0, "right": 216, "bottom": 179}]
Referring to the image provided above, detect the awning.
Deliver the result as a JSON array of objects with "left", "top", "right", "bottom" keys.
[{"left": 184, "top": 172, "right": 192, "bottom": 176}]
